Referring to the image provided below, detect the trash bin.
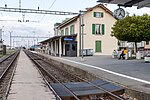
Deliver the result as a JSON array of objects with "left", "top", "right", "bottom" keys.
[
  {"left": 86, "top": 49, "right": 93, "bottom": 56},
  {"left": 81, "top": 49, "right": 86, "bottom": 56},
  {"left": 125, "top": 53, "right": 129, "bottom": 60},
  {"left": 136, "top": 51, "right": 141, "bottom": 59},
  {"left": 128, "top": 49, "right": 132, "bottom": 58},
  {"left": 144, "top": 54, "right": 150, "bottom": 63}
]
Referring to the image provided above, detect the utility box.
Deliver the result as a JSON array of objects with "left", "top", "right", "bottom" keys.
[
  {"left": 81, "top": 49, "right": 93, "bottom": 56},
  {"left": 86, "top": 49, "right": 93, "bottom": 56},
  {"left": 136, "top": 52, "right": 141, "bottom": 59},
  {"left": 3, "top": 45, "right": 6, "bottom": 55},
  {"left": 144, "top": 54, "right": 150, "bottom": 63},
  {"left": 81, "top": 49, "right": 87, "bottom": 56}
]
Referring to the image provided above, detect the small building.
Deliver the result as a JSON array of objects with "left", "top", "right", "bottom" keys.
[
  {"left": 0, "top": 41, "right": 6, "bottom": 55},
  {"left": 145, "top": 41, "right": 150, "bottom": 50},
  {"left": 40, "top": 4, "right": 118, "bottom": 57}
]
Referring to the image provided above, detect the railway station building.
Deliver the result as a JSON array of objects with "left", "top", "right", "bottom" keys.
[{"left": 40, "top": 4, "right": 118, "bottom": 56}]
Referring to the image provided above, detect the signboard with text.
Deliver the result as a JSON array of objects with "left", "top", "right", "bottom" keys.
[{"left": 64, "top": 38, "right": 74, "bottom": 41}]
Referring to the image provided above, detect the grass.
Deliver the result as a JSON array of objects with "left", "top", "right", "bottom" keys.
[{"left": 0, "top": 54, "right": 4, "bottom": 58}]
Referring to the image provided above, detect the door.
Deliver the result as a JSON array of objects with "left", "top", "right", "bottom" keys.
[{"left": 95, "top": 41, "right": 102, "bottom": 52}]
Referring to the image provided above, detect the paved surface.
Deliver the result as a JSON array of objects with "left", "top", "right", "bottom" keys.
[
  {"left": 7, "top": 50, "right": 55, "bottom": 100},
  {"left": 40, "top": 53, "right": 150, "bottom": 94}
]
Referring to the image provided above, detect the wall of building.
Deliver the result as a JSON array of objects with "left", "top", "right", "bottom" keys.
[
  {"left": 80, "top": 7, "right": 117, "bottom": 55},
  {"left": 53, "top": 5, "right": 118, "bottom": 56},
  {"left": 145, "top": 41, "right": 150, "bottom": 49}
]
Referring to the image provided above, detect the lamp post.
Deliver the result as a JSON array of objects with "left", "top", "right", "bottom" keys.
[
  {"left": 9, "top": 31, "right": 13, "bottom": 49},
  {"left": 80, "top": 10, "right": 85, "bottom": 60}
]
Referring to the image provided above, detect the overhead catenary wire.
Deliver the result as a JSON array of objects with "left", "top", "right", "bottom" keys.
[
  {"left": 31, "top": 0, "right": 45, "bottom": 30},
  {"left": 40, "top": 0, "right": 57, "bottom": 22},
  {"left": 31, "top": 0, "right": 57, "bottom": 42},
  {"left": 0, "top": 0, "right": 6, "bottom": 6},
  {"left": 0, "top": 0, "right": 79, "bottom": 46}
]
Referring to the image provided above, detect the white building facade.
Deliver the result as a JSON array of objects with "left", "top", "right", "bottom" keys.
[{"left": 41, "top": 4, "right": 118, "bottom": 56}]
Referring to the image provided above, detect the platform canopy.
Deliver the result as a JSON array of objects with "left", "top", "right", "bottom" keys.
[{"left": 97, "top": 0, "right": 150, "bottom": 9}]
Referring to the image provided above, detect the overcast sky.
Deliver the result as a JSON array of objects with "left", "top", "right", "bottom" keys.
[{"left": 0, "top": 0, "right": 150, "bottom": 47}]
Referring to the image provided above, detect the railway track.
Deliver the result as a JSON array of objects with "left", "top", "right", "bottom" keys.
[
  {"left": 25, "top": 50, "right": 125, "bottom": 100},
  {"left": 0, "top": 50, "right": 20, "bottom": 100}
]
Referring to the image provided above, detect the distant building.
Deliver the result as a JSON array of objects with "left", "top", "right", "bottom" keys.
[
  {"left": 0, "top": 41, "right": 6, "bottom": 55},
  {"left": 0, "top": 29, "right": 6, "bottom": 55},
  {"left": 145, "top": 41, "right": 150, "bottom": 50},
  {"left": 40, "top": 4, "right": 118, "bottom": 56}
]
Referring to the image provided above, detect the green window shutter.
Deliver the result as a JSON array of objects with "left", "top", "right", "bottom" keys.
[
  {"left": 102, "top": 24, "right": 105, "bottom": 35},
  {"left": 92, "top": 24, "right": 95, "bottom": 34},
  {"left": 61, "top": 29, "right": 64, "bottom": 35},
  {"left": 93, "top": 12, "right": 96, "bottom": 17},
  {"left": 101, "top": 12, "right": 104, "bottom": 17},
  {"left": 96, "top": 41, "right": 101, "bottom": 52},
  {"left": 70, "top": 25, "right": 74, "bottom": 34},
  {"left": 73, "top": 25, "right": 74, "bottom": 34},
  {"left": 70, "top": 26, "right": 72, "bottom": 34},
  {"left": 65, "top": 28, "right": 68, "bottom": 35}
]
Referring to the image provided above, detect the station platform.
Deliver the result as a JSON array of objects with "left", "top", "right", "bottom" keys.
[
  {"left": 38, "top": 53, "right": 150, "bottom": 95},
  {"left": 7, "top": 50, "right": 56, "bottom": 100}
]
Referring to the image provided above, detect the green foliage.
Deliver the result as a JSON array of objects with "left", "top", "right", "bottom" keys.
[
  {"left": 111, "top": 14, "right": 150, "bottom": 42},
  {"left": 0, "top": 54, "right": 4, "bottom": 58}
]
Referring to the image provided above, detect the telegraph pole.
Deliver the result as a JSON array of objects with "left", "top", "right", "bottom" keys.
[
  {"left": 13, "top": 39, "right": 14, "bottom": 48},
  {"left": 9, "top": 31, "right": 13, "bottom": 49}
]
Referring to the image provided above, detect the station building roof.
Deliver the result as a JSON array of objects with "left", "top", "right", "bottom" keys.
[{"left": 97, "top": 0, "right": 150, "bottom": 9}]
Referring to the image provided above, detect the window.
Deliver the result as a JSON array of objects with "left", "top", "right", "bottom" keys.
[
  {"left": 61, "top": 29, "right": 64, "bottom": 35},
  {"left": 146, "top": 41, "right": 149, "bottom": 45},
  {"left": 93, "top": 12, "right": 104, "bottom": 18},
  {"left": 70, "top": 25, "right": 75, "bottom": 34},
  {"left": 72, "top": 44, "right": 76, "bottom": 51},
  {"left": 92, "top": 24, "right": 105, "bottom": 35},
  {"left": 95, "top": 40, "right": 102, "bottom": 52},
  {"left": 65, "top": 27, "right": 69, "bottom": 35}
]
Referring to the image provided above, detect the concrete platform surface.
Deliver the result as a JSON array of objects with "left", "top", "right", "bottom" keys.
[
  {"left": 39, "top": 53, "right": 150, "bottom": 94},
  {"left": 7, "top": 50, "right": 56, "bottom": 100}
]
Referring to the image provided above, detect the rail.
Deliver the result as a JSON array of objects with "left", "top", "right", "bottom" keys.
[
  {"left": 0, "top": 50, "right": 20, "bottom": 80},
  {"left": 0, "top": 50, "right": 20, "bottom": 100},
  {"left": 24, "top": 50, "right": 125, "bottom": 100}
]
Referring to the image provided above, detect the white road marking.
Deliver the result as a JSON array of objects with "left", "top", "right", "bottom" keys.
[{"left": 59, "top": 58, "right": 150, "bottom": 84}]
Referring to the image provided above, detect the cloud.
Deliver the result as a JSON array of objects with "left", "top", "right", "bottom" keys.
[{"left": 1, "top": 15, "right": 54, "bottom": 46}]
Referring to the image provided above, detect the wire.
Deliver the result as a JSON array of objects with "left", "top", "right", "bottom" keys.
[
  {"left": 32, "top": 0, "right": 44, "bottom": 20},
  {"left": 32, "top": 0, "right": 57, "bottom": 39},
  {"left": 40, "top": 0, "right": 57, "bottom": 22},
  {"left": 31, "top": 0, "right": 46, "bottom": 40},
  {"left": 1, "top": 0, "right": 6, "bottom": 5}
]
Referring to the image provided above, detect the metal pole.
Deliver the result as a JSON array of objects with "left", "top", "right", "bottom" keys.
[
  {"left": 79, "top": 11, "right": 81, "bottom": 56},
  {"left": 28, "top": 40, "right": 29, "bottom": 48},
  {"left": 0, "top": 29, "right": 2, "bottom": 42},
  {"left": 13, "top": 39, "right": 14, "bottom": 48},
  {"left": 37, "top": 38, "right": 38, "bottom": 45},
  {"left": 9, "top": 31, "right": 12, "bottom": 49},
  {"left": 81, "top": 11, "right": 84, "bottom": 59}
]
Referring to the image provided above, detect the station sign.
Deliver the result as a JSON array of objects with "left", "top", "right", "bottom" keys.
[{"left": 64, "top": 38, "right": 74, "bottom": 41}]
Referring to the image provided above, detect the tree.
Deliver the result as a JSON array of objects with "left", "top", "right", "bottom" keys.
[{"left": 111, "top": 14, "right": 150, "bottom": 53}]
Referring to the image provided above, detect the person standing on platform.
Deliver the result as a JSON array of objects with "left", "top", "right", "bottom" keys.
[
  {"left": 119, "top": 49, "right": 125, "bottom": 59},
  {"left": 123, "top": 48, "right": 128, "bottom": 59}
]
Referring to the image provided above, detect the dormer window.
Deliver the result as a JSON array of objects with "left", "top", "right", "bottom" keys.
[{"left": 93, "top": 12, "right": 104, "bottom": 18}]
